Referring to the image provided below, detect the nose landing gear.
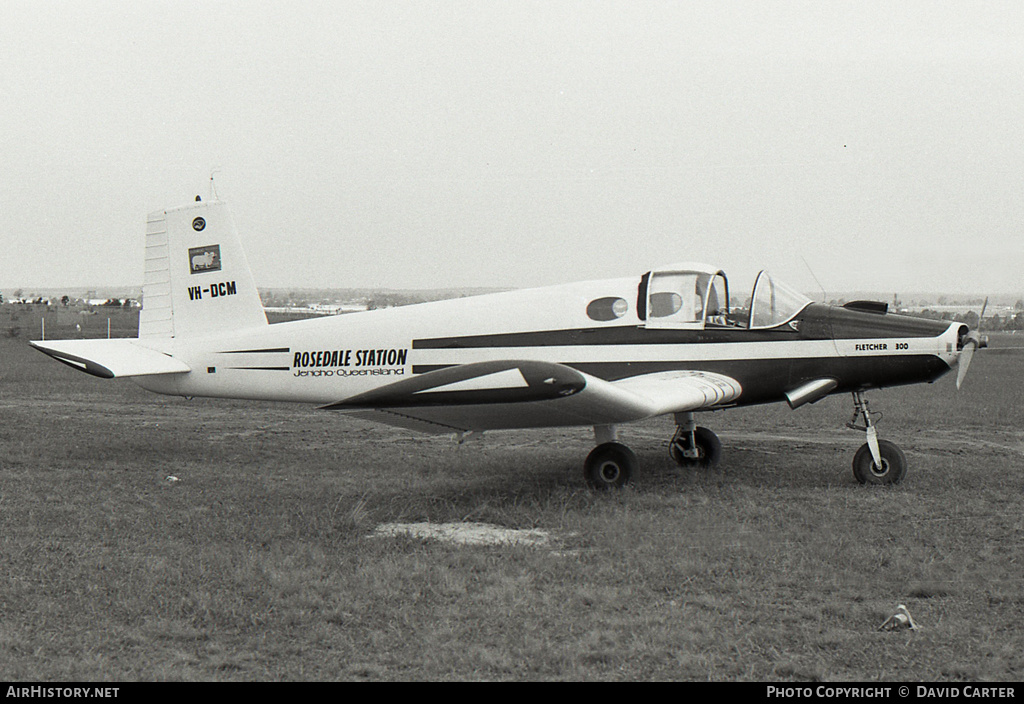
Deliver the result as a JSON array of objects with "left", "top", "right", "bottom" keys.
[{"left": 847, "top": 391, "right": 907, "bottom": 484}]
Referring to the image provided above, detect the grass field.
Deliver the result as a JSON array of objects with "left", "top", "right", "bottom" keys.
[{"left": 1, "top": 306, "right": 1022, "bottom": 681}]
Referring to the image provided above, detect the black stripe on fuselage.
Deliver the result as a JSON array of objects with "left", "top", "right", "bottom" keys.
[
  {"left": 415, "top": 354, "right": 951, "bottom": 406},
  {"left": 227, "top": 366, "right": 291, "bottom": 371},
  {"left": 412, "top": 304, "right": 952, "bottom": 350},
  {"left": 413, "top": 325, "right": 795, "bottom": 349},
  {"left": 218, "top": 347, "right": 291, "bottom": 354},
  {"left": 825, "top": 305, "right": 953, "bottom": 339},
  {"left": 326, "top": 360, "right": 587, "bottom": 409}
]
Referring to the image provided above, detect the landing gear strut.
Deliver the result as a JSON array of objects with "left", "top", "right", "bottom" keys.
[
  {"left": 846, "top": 391, "right": 907, "bottom": 485},
  {"left": 583, "top": 416, "right": 723, "bottom": 489},
  {"left": 668, "top": 412, "right": 721, "bottom": 468}
]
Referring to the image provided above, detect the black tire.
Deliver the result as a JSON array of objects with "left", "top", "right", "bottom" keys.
[
  {"left": 669, "top": 427, "right": 722, "bottom": 468},
  {"left": 852, "top": 439, "right": 907, "bottom": 485},
  {"left": 584, "top": 442, "right": 636, "bottom": 490}
]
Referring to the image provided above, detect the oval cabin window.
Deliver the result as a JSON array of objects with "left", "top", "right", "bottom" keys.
[
  {"left": 649, "top": 291, "right": 683, "bottom": 318},
  {"left": 587, "top": 297, "right": 629, "bottom": 322}
]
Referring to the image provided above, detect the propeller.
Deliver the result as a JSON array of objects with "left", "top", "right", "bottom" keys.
[{"left": 956, "top": 297, "right": 989, "bottom": 390}]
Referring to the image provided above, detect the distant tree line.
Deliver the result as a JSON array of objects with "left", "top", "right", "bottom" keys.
[
  {"left": 911, "top": 306, "right": 1024, "bottom": 331},
  {"left": 0, "top": 296, "right": 135, "bottom": 308}
]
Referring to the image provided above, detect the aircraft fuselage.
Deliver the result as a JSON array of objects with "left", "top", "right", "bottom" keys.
[{"left": 134, "top": 276, "right": 963, "bottom": 413}]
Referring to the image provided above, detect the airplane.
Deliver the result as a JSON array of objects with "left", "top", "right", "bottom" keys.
[{"left": 31, "top": 198, "right": 987, "bottom": 489}]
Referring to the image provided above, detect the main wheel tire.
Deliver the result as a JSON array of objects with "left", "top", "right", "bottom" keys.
[
  {"left": 584, "top": 442, "right": 636, "bottom": 490},
  {"left": 669, "top": 427, "right": 722, "bottom": 468},
  {"left": 852, "top": 439, "right": 907, "bottom": 485}
]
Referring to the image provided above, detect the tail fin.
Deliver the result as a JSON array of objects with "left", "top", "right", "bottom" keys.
[{"left": 140, "top": 200, "right": 267, "bottom": 339}]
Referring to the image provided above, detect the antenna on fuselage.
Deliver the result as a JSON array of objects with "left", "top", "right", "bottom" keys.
[
  {"left": 209, "top": 168, "right": 221, "bottom": 200},
  {"left": 800, "top": 255, "right": 827, "bottom": 302}
]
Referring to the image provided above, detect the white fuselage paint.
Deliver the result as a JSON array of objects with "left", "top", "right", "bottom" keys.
[{"left": 132, "top": 276, "right": 964, "bottom": 407}]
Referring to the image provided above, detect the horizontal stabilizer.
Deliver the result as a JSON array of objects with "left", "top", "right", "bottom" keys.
[{"left": 30, "top": 339, "right": 190, "bottom": 379}]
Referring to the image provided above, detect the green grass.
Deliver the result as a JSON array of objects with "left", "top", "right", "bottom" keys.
[{"left": 1, "top": 310, "right": 1022, "bottom": 680}]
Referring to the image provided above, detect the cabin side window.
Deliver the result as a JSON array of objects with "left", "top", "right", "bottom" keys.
[
  {"left": 651, "top": 272, "right": 701, "bottom": 322},
  {"left": 640, "top": 266, "right": 732, "bottom": 329}
]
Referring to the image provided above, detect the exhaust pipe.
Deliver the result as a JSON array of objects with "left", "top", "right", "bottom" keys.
[{"left": 785, "top": 378, "right": 838, "bottom": 409}]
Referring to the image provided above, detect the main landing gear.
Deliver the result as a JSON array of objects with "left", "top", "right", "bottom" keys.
[
  {"left": 584, "top": 414, "right": 723, "bottom": 490},
  {"left": 584, "top": 425, "right": 637, "bottom": 490},
  {"left": 846, "top": 391, "right": 907, "bottom": 485},
  {"left": 668, "top": 412, "right": 721, "bottom": 469}
]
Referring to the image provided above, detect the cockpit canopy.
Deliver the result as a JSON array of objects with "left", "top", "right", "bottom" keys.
[
  {"left": 748, "top": 271, "right": 812, "bottom": 329},
  {"left": 642, "top": 263, "right": 729, "bottom": 329},
  {"left": 641, "top": 264, "right": 811, "bottom": 330}
]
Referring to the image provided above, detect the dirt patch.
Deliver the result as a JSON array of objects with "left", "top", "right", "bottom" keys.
[{"left": 372, "top": 522, "right": 552, "bottom": 547}]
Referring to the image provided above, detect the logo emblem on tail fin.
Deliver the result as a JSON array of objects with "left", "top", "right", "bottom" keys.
[
  {"left": 189, "top": 244, "right": 221, "bottom": 274},
  {"left": 192, "top": 217, "right": 206, "bottom": 231}
]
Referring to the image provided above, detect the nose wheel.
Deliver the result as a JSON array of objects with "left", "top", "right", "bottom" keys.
[
  {"left": 852, "top": 439, "right": 907, "bottom": 484},
  {"left": 847, "top": 392, "right": 907, "bottom": 484}
]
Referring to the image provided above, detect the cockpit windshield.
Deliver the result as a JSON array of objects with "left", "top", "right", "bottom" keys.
[{"left": 748, "top": 271, "right": 812, "bottom": 329}]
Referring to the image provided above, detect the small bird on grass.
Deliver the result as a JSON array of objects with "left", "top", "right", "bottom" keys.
[{"left": 879, "top": 604, "right": 918, "bottom": 631}]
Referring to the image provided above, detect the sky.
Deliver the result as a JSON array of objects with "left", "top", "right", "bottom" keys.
[{"left": 2, "top": 0, "right": 1023, "bottom": 298}]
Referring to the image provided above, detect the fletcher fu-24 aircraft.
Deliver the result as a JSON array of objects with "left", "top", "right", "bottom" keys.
[{"left": 32, "top": 198, "right": 986, "bottom": 489}]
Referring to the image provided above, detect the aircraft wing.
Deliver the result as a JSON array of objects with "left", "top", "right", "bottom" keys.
[
  {"left": 323, "top": 360, "right": 741, "bottom": 434},
  {"left": 29, "top": 339, "right": 190, "bottom": 379}
]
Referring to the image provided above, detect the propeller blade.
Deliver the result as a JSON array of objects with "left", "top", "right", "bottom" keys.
[{"left": 956, "top": 337, "right": 977, "bottom": 390}]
